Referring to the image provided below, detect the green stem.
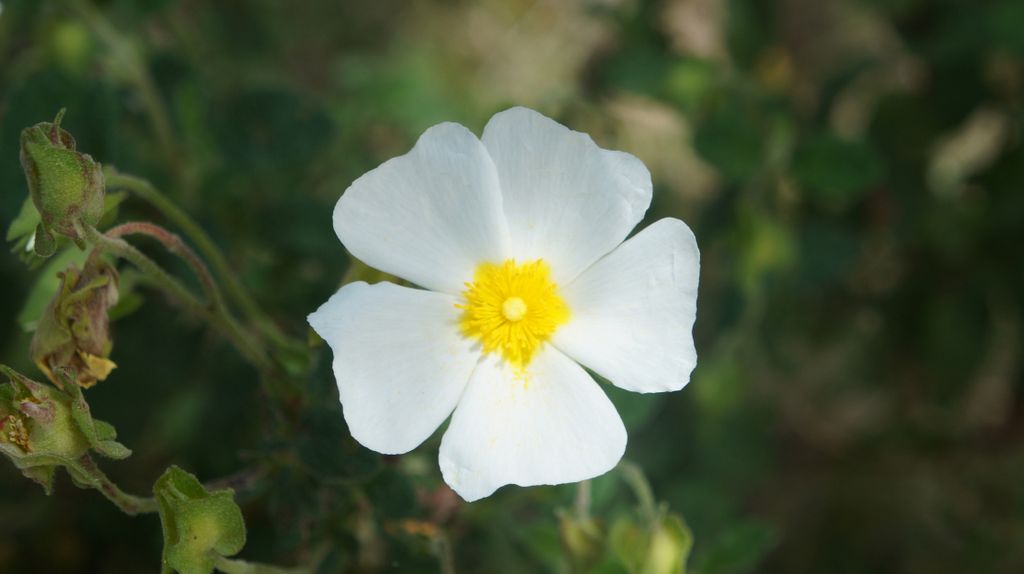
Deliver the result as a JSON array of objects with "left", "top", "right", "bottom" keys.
[
  {"left": 76, "top": 455, "right": 158, "bottom": 515},
  {"left": 104, "top": 221, "right": 222, "bottom": 308},
  {"left": 618, "top": 460, "right": 659, "bottom": 526},
  {"left": 203, "top": 463, "right": 270, "bottom": 496},
  {"left": 79, "top": 222, "right": 271, "bottom": 372},
  {"left": 104, "top": 169, "right": 299, "bottom": 353},
  {"left": 79, "top": 222, "right": 205, "bottom": 315},
  {"left": 436, "top": 533, "right": 457, "bottom": 574},
  {"left": 574, "top": 479, "right": 592, "bottom": 522},
  {"left": 132, "top": 62, "right": 182, "bottom": 173}
]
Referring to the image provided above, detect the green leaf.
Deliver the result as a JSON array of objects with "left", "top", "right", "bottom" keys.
[
  {"left": 664, "top": 59, "right": 718, "bottom": 112},
  {"left": 99, "top": 190, "right": 127, "bottom": 225},
  {"left": 6, "top": 196, "right": 63, "bottom": 264},
  {"left": 65, "top": 384, "right": 131, "bottom": 460},
  {"left": 692, "top": 352, "right": 745, "bottom": 417},
  {"left": 737, "top": 213, "right": 795, "bottom": 296},
  {"left": 107, "top": 267, "right": 145, "bottom": 321},
  {"left": 7, "top": 188, "right": 123, "bottom": 267},
  {"left": 797, "top": 222, "right": 861, "bottom": 289},
  {"left": 17, "top": 246, "right": 90, "bottom": 332},
  {"left": 791, "top": 133, "right": 883, "bottom": 206},
  {"left": 990, "top": 1, "right": 1024, "bottom": 54},
  {"left": 694, "top": 104, "right": 766, "bottom": 182},
  {"left": 6, "top": 196, "right": 40, "bottom": 244},
  {"left": 693, "top": 519, "right": 777, "bottom": 574}
]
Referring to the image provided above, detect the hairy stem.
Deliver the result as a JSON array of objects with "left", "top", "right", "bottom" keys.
[
  {"left": 104, "top": 221, "right": 221, "bottom": 308},
  {"left": 77, "top": 456, "right": 158, "bottom": 515},
  {"left": 436, "top": 533, "right": 457, "bottom": 574},
  {"left": 619, "top": 460, "right": 659, "bottom": 526},
  {"left": 79, "top": 222, "right": 205, "bottom": 315},
  {"left": 574, "top": 479, "right": 592, "bottom": 522},
  {"left": 104, "top": 169, "right": 300, "bottom": 353},
  {"left": 203, "top": 463, "right": 270, "bottom": 496},
  {"left": 78, "top": 222, "right": 271, "bottom": 371}
]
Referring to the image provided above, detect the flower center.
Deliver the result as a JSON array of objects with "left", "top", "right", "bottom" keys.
[
  {"left": 458, "top": 259, "right": 570, "bottom": 369},
  {"left": 501, "top": 297, "right": 528, "bottom": 321}
]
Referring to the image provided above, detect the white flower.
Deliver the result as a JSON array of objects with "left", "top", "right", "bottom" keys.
[{"left": 309, "top": 107, "right": 699, "bottom": 502}]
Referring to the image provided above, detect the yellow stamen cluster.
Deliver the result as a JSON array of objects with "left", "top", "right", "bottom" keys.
[
  {"left": 1, "top": 414, "right": 30, "bottom": 452},
  {"left": 459, "top": 259, "right": 570, "bottom": 369}
]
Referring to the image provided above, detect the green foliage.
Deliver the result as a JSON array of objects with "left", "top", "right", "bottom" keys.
[
  {"left": 1, "top": 0, "right": 1023, "bottom": 572},
  {"left": 693, "top": 102, "right": 767, "bottom": 183},
  {"left": 16, "top": 245, "right": 90, "bottom": 330},
  {"left": 692, "top": 520, "right": 777, "bottom": 574},
  {"left": 791, "top": 133, "right": 883, "bottom": 206},
  {"left": 6, "top": 191, "right": 125, "bottom": 267}
]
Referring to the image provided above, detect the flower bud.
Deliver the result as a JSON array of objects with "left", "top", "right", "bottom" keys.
[
  {"left": 0, "top": 365, "right": 130, "bottom": 493},
  {"left": 19, "top": 109, "right": 105, "bottom": 251},
  {"left": 155, "top": 466, "right": 247, "bottom": 574},
  {"left": 645, "top": 514, "right": 693, "bottom": 574},
  {"left": 610, "top": 512, "right": 693, "bottom": 574},
  {"left": 30, "top": 257, "right": 119, "bottom": 388},
  {"left": 559, "top": 511, "right": 605, "bottom": 572}
]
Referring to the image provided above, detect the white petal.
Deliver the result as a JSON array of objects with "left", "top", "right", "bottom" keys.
[
  {"left": 600, "top": 148, "right": 652, "bottom": 199},
  {"left": 334, "top": 123, "right": 510, "bottom": 295},
  {"left": 307, "top": 281, "right": 481, "bottom": 454},
  {"left": 481, "top": 107, "right": 652, "bottom": 285},
  {"left": 439, "top": 346, "right": 626, "bottom": 501},
  {"left": 552, "top": 218, "right": 700, "bottom": 393}
]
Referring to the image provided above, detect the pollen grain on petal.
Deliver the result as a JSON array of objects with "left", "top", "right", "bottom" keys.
[{"left": 458, "top": 259, "right": 570, "bottom": 370}]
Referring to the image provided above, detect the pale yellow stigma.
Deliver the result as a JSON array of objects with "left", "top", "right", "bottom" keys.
[
  {"left": 501, "top": 297, "right": 528, "bottom": 321},
  {"left": 458, "top": 259, "right": 569, "bottom": 369}
]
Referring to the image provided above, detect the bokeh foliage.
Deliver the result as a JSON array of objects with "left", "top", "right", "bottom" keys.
[{"left": 1, "top": 0, "right": 1023, "bottom": 572}]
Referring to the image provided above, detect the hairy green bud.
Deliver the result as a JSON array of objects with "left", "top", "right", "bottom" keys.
[{"left": 19, "top": 109, "right": 105, "bottom": 254}]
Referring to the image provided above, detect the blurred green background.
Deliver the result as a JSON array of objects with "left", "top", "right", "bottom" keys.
[{"left": 2, "top": 0, "right": 1023, "bottom": 572}]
